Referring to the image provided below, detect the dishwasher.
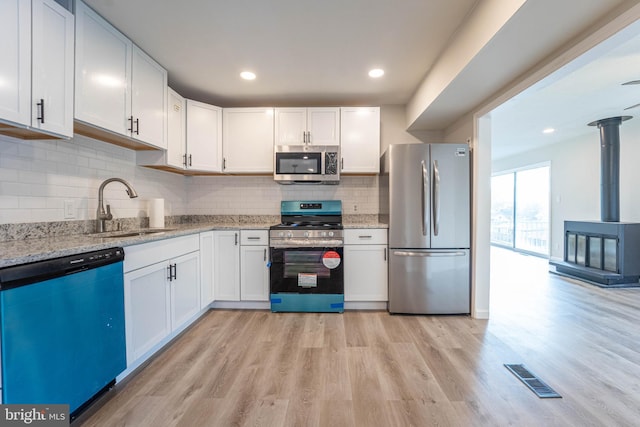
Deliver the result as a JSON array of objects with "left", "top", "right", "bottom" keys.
[{"left": 0, "top": 247, "right": 127, "bottom": 416}]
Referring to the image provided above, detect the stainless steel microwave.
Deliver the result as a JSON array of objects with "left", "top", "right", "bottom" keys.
[{"left": 274, "top": 145, "right": 340, "bottom": 184}]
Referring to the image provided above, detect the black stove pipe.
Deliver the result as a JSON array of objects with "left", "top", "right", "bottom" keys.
[{"left": 588, "top": 116, "right": 631, "bottom": 222}]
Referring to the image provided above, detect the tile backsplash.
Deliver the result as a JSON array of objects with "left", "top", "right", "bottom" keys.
[{"left": 0, "top": 134, "right": 378, "bottom": 226}]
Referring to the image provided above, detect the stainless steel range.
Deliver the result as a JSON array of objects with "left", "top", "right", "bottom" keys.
[{"left": 269, "top": 200, "right": 344, "bottom": 312}]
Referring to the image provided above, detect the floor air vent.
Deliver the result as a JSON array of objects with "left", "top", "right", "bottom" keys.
[{"left": 504, "top": 364, "right": 562, "bottom": 398}]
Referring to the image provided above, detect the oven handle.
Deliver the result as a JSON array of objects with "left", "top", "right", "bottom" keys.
[{"left": 269, "top": 240, "right": 344, "bottom": 248}]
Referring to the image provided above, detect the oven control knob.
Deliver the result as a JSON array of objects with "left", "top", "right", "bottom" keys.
[
  {"left": 328, "top": 231, "right": 334, "bottom": 237},
  {"left": 287, "top": 231, "right": 293, "bottom": 238},
  {"left": 321, "top": 231, "right": 327, "bottom": 237},
  {"left": 278, "top": 231, "right": 284, "bottom": 237},
  {"left": 304, "top": 231, "right": 310, "bottom": 238}
]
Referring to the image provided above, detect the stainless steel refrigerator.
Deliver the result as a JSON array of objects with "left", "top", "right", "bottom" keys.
[{"left": 380, "top": 143, "right": 470, "bottom": 314}]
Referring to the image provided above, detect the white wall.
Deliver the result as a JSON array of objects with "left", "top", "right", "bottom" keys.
[
  {"left": 491, "top": 117, "right": 640, "bottom": 260},
  {"left": 0, "top": 134, "right": 188, "bottom": 224},
  {"left": 0, "top": 105, "right": 414, "bottom": 225}
]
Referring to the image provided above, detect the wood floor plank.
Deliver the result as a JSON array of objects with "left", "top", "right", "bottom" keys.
[{"left": 75, "top": 248, "right": 640, "bottom": 426}]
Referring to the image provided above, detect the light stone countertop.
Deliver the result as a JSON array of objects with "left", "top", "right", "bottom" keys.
[{"left": 0, "top": 218, "right": 387, "bottom": 268}]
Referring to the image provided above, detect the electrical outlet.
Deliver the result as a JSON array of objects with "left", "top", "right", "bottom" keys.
[
  {"left": 353, "top": 204, "right": 358, "bottom": 212},
  {"left": 64, "top": 200, "right": 75, "bottom": 219}
]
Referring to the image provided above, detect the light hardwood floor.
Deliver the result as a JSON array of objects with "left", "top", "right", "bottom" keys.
[{"left": 76, "top": 248, "right": 640, "bottom": 426}]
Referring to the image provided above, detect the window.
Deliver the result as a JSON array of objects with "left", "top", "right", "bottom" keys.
[{"left": 491, "top": 165, "right": 550, "bottom": 256}]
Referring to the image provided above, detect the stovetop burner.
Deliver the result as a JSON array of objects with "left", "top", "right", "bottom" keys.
[
  {"left": 270, "top": 200, "right": 344, "bottom": 247},
  {"left": 271, "top": 222, "right": 343, "bottom": 230}
]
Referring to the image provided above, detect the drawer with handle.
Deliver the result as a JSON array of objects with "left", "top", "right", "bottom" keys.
[
  {"left": 240, "top": 229, "right": 269, "bottom": 245},
  {"left": 344, "top": 228, "right": 388, "bottom": 245}
]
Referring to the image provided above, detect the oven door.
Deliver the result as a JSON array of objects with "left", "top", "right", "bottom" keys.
[
  {"left": 270, "top": 246, "right": 343, "bottom": 294},
  {"left": 270, "top": 246, "right": 344, "bottom": 312}
]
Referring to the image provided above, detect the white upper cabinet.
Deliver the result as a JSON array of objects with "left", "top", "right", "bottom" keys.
[
  {"left": 186, "top": 100, "right": 222, "bottom": 172},
  {"left": 166, "top": 88, "right": 187, "bottom": 169},
  {"left": 75, "top": 1, "right": 131, "bottom": 136},
  {"left": 31, "top": 0, "right": 74, "bottom": 138},
  {"left": 131, "top": 46, "right": 167, "bottom": 149},
  {"left": 223, "top": 108, "right": 274, "bottom": 173},
  {"left": 75, "top": 1, "right": 167, "bottom": 149},
  {"left": 0, "top": 0, "right": 31, "bottom": 128},
  {"left": 0, "top": 0, "right": 73, "bottom": 139},
  {"left": 275, "top": 107, "right": 339, "bottom": 146},
  {"left": 340, "top": 107, "right": 380, "bottom": 174}
]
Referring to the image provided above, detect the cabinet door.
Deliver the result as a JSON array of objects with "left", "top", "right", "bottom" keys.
[
  {"left": 274, "top": 108, "right": 306, "bottom": 145},
  {"left": 240, "top": 245, "right": 269, "bottom": 301},
  {"left": 213, "top": 230, "right": 240, "bottom": 301},
  {"left": 223, "top": 108, "right": 274, "bottom": 173},
  {"left": 307, "top": 107, "right": 340, "bottom": 146},
  {"left": 170, "top": 252, "right": 200, "bottom": 332},
  {"left": 124, "top": 262, "right": 171, "bottom": 365},
  {"left": 131, "top": 46, "right": 167, "bottom": 148},
  {"left": 186, "top": 100, "right": 222, "bottom": 172},
  {"left": 199, "top": 231, "right": 215, "bottom": 308},
  {"left": 75, "top": 1, "right": 132, "bottom": 135},
  {"left": 340, "top": 107, "right": 380, "bottom": 173},
  {"left": 344, "top": 244, "right": 388, "bottom": 301},
  {"left": 166, "top": 88, "right": 186, "bottom": 169},
  {"left": 31, "top": 0, "right": 74, "bottom": 138},
  {"left": 0, "top": 0, "right": 30, "bottom": 126}
]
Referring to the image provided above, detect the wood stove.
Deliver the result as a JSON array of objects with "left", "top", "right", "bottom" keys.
[{"left": 552, "top": 116, "right": 640, "bottom": 287}]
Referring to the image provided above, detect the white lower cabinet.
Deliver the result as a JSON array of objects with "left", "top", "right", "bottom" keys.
[
  {"left": 199, "top": 231, "right": 215, "bottom": 308},
  {"left": 240, "top": 230, "right": 269, "bottom": 301},
  {"left": 213, "top": 230, "right": 240, "bottom": 301},
  {"left": 123, "top": 261, "right": 170, "bottom": 366},
  {"left": 344, "top": 229, "right": 388, "bottom": 301},
  {"left": 123, "top": 235, "right": 200, "bottom": 368},
  {"left": 170, "top": 252, "right": 200, "bottom": 330}
]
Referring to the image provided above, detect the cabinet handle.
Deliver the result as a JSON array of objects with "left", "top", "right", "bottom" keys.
[
  {"left": 303, "top": 131, "right": 306, "bottom": 144},
  {"left": 128, "top": 116, "right": 134, "bottom": 133},
  {"left": 223, "top": 158, "right": 226, "bottom": 170},
  {"left": 172, "top": 263, "right": 177, "bottom": 280},
  {"left": 264, "top": 248, "right": 267, "bottom": 262},
  {"left": 359, "top": 235, "right": 373, "bottom": 239},
  {"left": 135, "top": 118, "right": 140, "bottom": 135},
  {"left": 235, "top": 233, "right": 238, "bottom": 245},
  {"left": 37, "top": 99, "right": 45, "bottom": 123},
  {"left": 247, "top": 236, "right": 261, "bottom": 240},
  {"left": 167, "top": 265, "right": 172, "bottom": 281},
  {"left": 183, "top": 154, "right": 187, "bottom": 167},
  {"left": 341, "top": 157, "right": 344, "bottom": 171},
  {"left": 384, "top": 248, "right": 387, "bottom": 261},
  {"left": 307, "top": 131, "right": 311, "bottom": 144},
  {"left": 189, "top": 154, "right": 193, "bottom": 166}
]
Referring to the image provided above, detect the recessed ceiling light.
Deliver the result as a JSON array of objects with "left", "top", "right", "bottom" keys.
[
  {"left": 368, "top": 68, "right": 384, "bottom": 78},
  {"left": 543, "top": 128, "right": 555, "bottom": 134},
  {"left": 240, "top": 71, "right": 256, "bottom": 80}
]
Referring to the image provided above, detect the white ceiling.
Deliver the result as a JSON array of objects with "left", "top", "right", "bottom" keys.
[
  {"left": 490, "top": 17, "right": 640, "bottom": 160},
  {"left": 82, "top": 0, "right": 479, "bottom": 106},
  {"left": 82, "top": 0, "right": 639, "bottom": 159}
]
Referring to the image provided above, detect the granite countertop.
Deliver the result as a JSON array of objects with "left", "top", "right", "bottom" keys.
[
  {"left": 0, "top": 217, "right": 387, "bottom": 269},
  {"left": 0, "top": 222, "right": 271, "bottom": 269}
]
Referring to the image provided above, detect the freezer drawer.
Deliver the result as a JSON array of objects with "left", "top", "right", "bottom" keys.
[{"left": 389, "top": 249, "right": 470, "bottom": 314}]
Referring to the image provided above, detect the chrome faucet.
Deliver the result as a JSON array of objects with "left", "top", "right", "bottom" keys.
[{"left": 96, "top": 178, "right": 139, "bottom": 233}]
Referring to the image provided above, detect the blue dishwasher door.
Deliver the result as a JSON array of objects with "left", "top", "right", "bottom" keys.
[{"left": 0, "top": 261, "right": 126, "bottom": 413}]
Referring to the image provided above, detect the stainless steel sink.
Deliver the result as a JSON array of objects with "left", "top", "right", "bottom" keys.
[{"left": 90, "top": 228, "right": 176, "bottom": 238}]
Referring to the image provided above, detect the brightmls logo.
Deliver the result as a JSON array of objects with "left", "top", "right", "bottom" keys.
[{"left": 0, "top": 405, "right": 68, "bottom": 426}]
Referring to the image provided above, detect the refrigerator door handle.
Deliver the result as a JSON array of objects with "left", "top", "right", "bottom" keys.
[
  {"left": 421, "top": 160, "right": 428, "bottom": 236},
  {"left": 432, "top": 159, "right": 441, "bottom": 236},
  {"left": 393, "top": 250, "right": 467, "bottom": 257}
]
